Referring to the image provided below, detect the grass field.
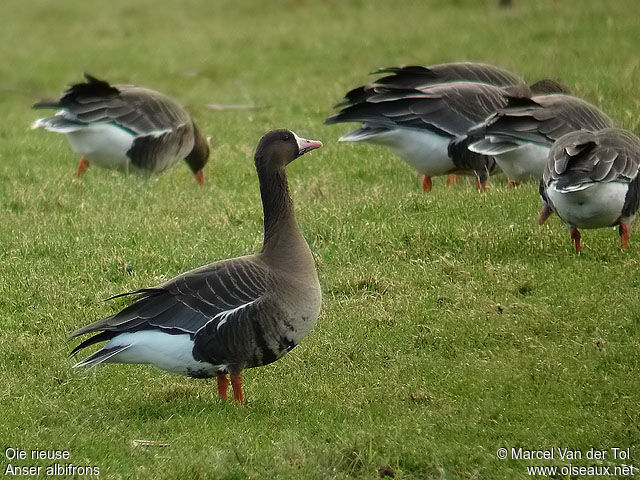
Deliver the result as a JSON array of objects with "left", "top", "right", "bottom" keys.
[{"left": 1, "top": 0, "right": 639, "bottom": 478}]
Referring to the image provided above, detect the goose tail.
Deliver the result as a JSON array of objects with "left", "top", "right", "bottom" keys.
[{"left": 72, "top": 344, "right": 131, "bottom": 369}]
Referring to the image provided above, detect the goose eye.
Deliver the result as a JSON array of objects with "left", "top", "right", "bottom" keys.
[{"left": 282, "top": 135, "right": 291, "bottom": 142}]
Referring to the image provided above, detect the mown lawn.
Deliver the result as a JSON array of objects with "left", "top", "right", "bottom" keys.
[{"left": 1, "top": 0, "right": 639, "bottom": 478}]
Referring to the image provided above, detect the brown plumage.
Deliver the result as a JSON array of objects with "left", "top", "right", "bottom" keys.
[
  {"left": 70, "top": 130, "right": 323, "bottom": 402},
  {"left": 32, "top": 74, "right": 209, "bottom": 184}
]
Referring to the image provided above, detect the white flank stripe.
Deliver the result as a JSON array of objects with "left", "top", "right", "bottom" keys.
[
  {"left": 196, "top": 299, "right": 257, "bottom": 334},
  {"left": 147, "top": 128, "right": 175, "bottom": 138},
  {"left": 31, "top": 118, "right": 46, "bottom": 130}
]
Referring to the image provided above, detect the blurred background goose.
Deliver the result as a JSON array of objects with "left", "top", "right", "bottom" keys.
[
  {"left": 70, "top": 129, "right": 322, "bottom": 402},
  {"left": 32, "top": 74, "right": 210, "bottom": 184},
  {"left": 539, "top": 128, "right": 640, "bottom": 252}
]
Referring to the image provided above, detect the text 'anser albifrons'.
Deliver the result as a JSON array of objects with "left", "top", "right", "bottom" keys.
[
  {"left": 539, "top": 128, "right": 640, "bottom": 252},
  {"left": 32, "top": 74, "right": 210, "bottom": 184},
  {"left": 70, "top": 129, "right": 323, "bottom": 402}
]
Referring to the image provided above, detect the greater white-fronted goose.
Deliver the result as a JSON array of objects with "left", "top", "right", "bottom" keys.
[
  {"left": 328, "top": 62, "right": 532, "bottom": 191},
  {"left": 539, "top": 128, "right": 640, "bottom": 252},
  {"left": 465, "top": 94, "right": 614, "bottom": 185},
  {"left": 327, "top": 80, "right": 540, "bottom": 191},
  {"left": 32, "top": 74, "right": 210, "bottom": 184},
  {"left": 70, "top": 129, "right": 322, "bottom": 402}
]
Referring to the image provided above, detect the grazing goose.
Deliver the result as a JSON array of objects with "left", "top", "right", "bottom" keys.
[
  {"left": 327, "top": 80, "right": 541, "bottom": 191},
  {"left": 539, "top": 128, "right": 640, "bottom": 252},
  {"left": 70, "top": 129, "right": 323, "bottom": 402},
  {"left": 329, "top": 62, "right": 531, "bottom": 190},
  {"left": 32, "top": 74, "right": 210, "bottom": 184},
  {"left": 465, "top": 94, "right": 614, "bottom": 185}
]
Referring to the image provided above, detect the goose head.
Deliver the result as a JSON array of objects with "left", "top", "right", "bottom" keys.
[
  {"left": 185, "top": 122, "right": 210, "bottom": 185},
  {"left": 254, "top": 129, "right": 322, "bottom": 170}
]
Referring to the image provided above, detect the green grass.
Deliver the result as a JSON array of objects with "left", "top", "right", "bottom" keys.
[{"left": 1, "top": 0, "right": 639, "bottom": 478}]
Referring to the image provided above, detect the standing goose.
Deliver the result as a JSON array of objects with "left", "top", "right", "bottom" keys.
[
  {"left": 539, "top": 128, "right": 640, "bottom": 252},
  {"left": 32, "top": 74, "right": 210, "bottom": 184},
  {"left": 465, "top": 94, "right": 614, "bottom": 185},
  {"left": 70, "top": 129, "right": 322, "bottom": 402}
]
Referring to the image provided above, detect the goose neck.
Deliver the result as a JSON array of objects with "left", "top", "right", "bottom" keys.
[{"left": 258, "top": 165, "right": 300, "bottom": 250}]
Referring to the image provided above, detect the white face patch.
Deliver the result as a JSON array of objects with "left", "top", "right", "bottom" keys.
[
  {"left": 292, "top": 131, "right": 306, "bottom": 152},
  {"left": 291, "top": 131, "right": 322, "bottom": 156}
]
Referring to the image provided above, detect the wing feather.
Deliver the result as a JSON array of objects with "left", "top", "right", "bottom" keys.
[
  {"left": 328, "top": 82, "right": 512, "bottom": 138},
  {"left": 543, "top": 129, "right": 640, "bottom": 190},
  {"left": 34, "top": 74, "right": 191, "bottom": 137},
  {"left": 71, "top": 257, "right": 270, "bottom": 342},
  {"left": 468, "top": 94, "right": 614, "bottom": 153},
  {"left": 335, "top": 62, "right": 524, "bottom": 106}
]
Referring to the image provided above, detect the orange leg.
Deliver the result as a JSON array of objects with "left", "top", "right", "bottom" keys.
[
  {"left": 619, "top": 222, "right": 630, "bottom": 249},
  {"left": 570, "top": 227, "right": 581, "bottom": 253},
  {"left": 420, "top": 175, "right": 432, "bottom": 192},
  {"left": 230, "top": 373, "right": 244, "bottom": 403},
  {"left": 217, "top": 374, "right": 229, "bottom": 400},
  {"left": 445, "top": 174, "right": 457, "bottom": 186},
  {"left": 538, "top": 204, "right": 553, "bottom": 225},
  {"left": 475, "top": 179, "right": 487, "bottom": 192},
  {"left": 76, "top": 157, "right": 89, "bottom": 178},
  {"left": 195, "top": 169, "right": 205, "bottom": 186},
  {"left": 507, "top": 179, "right": 516, "bottom": 188}
]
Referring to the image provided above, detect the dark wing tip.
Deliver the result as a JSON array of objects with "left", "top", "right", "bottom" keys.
[
  {"left": 371, "top": 65, "right": 427, "bottom": 75},
  {"left": 104, "top": 288, "right": 164, "bottom": 302},
  {"left": 69, "top": 331, "right": 116, "bottom": 356},
  {"left": 504, "top": 95, "right": 543, "bottom": 109},
  {"left": 79, "top": 73, "right": 119, "bottom": 94},
  {"left": 34, "top": 74, "right": 118, "bottom": 110},
  {"left": 83, "top": 73, "right": 107, "bottom": 85},
  {"left": 324, "top": 114, "right": 341, "bottom": 125},
  {"left": 32, "top": 98, "right": 61, "bottom": 109},
  {"left": 57, "top": 74, "right": 120, "bottom": 105}
]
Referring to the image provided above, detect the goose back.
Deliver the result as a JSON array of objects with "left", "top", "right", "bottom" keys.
[
  {"left": 469, "top": 94, "right": 614, "bottom": 151},
  {"left": 338, "top": 62, "right": 525, "bottom": 107},
  {"left": 543, "top": 128, "right": 640, "bottom": 190}
]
